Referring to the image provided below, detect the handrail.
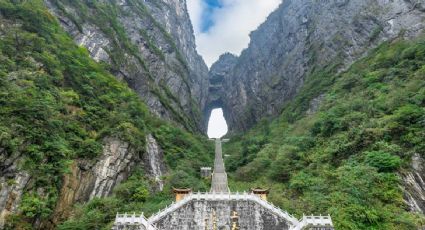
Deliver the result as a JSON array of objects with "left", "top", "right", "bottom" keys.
[
  {"left": 291, "top": 214, "right": 334, "bottom": 230},
  {"left": 113, "top": 212, "right": 158, "bottom": 230}
]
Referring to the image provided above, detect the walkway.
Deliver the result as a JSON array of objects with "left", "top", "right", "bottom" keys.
[{"left": 210, "top": 138, "right": 230, "bottom": 193}]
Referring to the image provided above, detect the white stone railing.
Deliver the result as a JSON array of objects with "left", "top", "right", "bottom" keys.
[
  {"left": 291, "top": 214, "right": 334, "bottom": 230},
  {"left": 113, "top": 213, "right": 158, "bottom": 230},
  {"left": 147, "top": 191, "right": 299, "bottom": 226}
]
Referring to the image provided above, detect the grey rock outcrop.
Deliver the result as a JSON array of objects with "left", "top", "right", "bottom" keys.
[
  {"left": 402, "top": 154, "right": 425, "bottom": 213},
  {"left": 89, "top": 138, "right": 136, "bottom": 198},
  {"left": 211, "top": 0, "right": 425, "bottom": 132},
  {"left": 144, "top": 134, "right": 166, "bottom": 191},
  {"left": 0, "top": 143, "right": 30, "bottom": 227},
  {"left": 45, "top": 0, "right": 209, "bottom": 132},
  {"left": 52, "top": 137, "right": 137, "bottom": 225},
  {"left": 0, "top": 169, "right": 30, "bottom": 227},
  {"left": 0, "top": 135, "right": 166, "bottom": 227},
  {"left": 204, "top": 53, "right": 238, "bottom": 129}
]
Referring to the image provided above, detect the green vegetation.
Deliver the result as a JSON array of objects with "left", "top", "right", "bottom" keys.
[
  {"left": 2, "top": 1, "right": 425, "bottom": 230},
  {"left": 58, "top": 160, "right": 211, "bottom": 230},
  {"left": 51, "top": 0, "right": 149, "bottom": 71},
  {"left": 225, "top": 37, "right": 425, "bottom": 229},
  {"left": 0, "top": 1, "right": 212, "bottom": 229},
  {"left": 49, "top": 0, "right": 201, "bottom": 132}
]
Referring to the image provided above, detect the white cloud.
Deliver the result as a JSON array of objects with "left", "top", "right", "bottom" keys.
[
  {"left": 187, "top": 0, "right": 205, "bottom": 36},
  {"left": 188, "top": 0, "right": 281, "bottom": 67}
]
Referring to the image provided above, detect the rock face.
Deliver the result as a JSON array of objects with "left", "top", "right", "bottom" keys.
[
  {"left": 144, "top": 134, "right": 166, "bottom": 191},
  {"left": 1, "top": 1, "right": 191, "bottom": 227},
  {"left": 211, "top": 0, "right": 425, "bottom": 132},
  {"left": 52, "top": 136, "right": 166, "bottom": 224},
  {"left": 204, "top": 53, "right": 238, "bottom": 129},
  {"left": 0, "top": 144, "right": 30, "bottom": 226},
  {"left": 89, "top": 138, "right": 137, "bottom": 199},
  {"left": 402, "top": 154, "right": 425, "bottom": 213},
  {"left": 52, "top": 138, "right": 137, "bottom": 225},
  {"left": 45, "top": 0, "right": 209, "bottom": 132},
  {"left": 0, "top": 170, "right": 30, "bottom": 227},
  {"left": 203, "top": 3, "right": 425, "bottom": 220}
]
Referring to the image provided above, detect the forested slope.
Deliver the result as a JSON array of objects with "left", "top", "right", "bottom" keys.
[
  {"left": 224, "top": 37, "right": 425, "bottom": 229},
  {"left": 0, "top": 1, "right": 212, "bottom": 229}
]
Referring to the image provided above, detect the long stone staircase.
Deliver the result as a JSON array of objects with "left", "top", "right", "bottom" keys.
[
  {"left": 210, "top": 139, "right": 230, "bottom": 193},
  {"left": 113, "top": 138, "right": 334, "bottom": 230}
]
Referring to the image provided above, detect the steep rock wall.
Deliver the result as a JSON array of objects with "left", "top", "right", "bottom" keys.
[
  {"left": 0, "top": 3, "right": 191, "bottom": 228},
  {"left": 51, "top": 136, "right": 165, "bottom": 226},
  {"left": 213, "top": 0, "right": 425, "bottom": 132},
  {"left": 0, "top": 135, "right": 166, "bottom": 228},
  {"left": 0, "top": 137, "right": 31, "bottom": 227},
  {"left": 402, "top": 154, "right": 425, "bottom": 214},
  {"left": 204, "top": 53, "right": 237, "bottom": 130},
  {"left": 144, "top": 134, "right": 166, "bottom": 191},
  {"left": 0, "top": 168, "right": 30, "bottom": 227},
  {"left": 45, "top": 0, "right": 209, "bottom": 132},
  {"left": 206, "top": 1, "right": 425, "bottom": 220}
]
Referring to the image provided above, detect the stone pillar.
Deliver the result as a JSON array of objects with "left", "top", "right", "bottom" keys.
[
  {"left": 250, "top": 188, "right": 270, "bottom": 201},
  {"left": 200, "top": 167, "right": 212, "bottom": 178},
  {"left": 173, "top": 188, "right": 192, "bottom": 202}
]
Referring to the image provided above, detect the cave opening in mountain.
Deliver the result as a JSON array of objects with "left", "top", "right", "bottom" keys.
[{"left": 207, "top": 108, "right": 228, "bottom": 139}]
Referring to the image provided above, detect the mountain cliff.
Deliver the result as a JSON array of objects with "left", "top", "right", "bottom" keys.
[
  {"left": 45, "top": 0, "right": 209, "bottom": 132},
  {"left": 0, "top": 1, "right": 212, "bottom": 229},
  {"left": 208, "top": 1, "right": 425, "bottom": 229},
  {"left": 213, "top": 0, "right": 425, "bottom": 132},
  {"left": 223, "top": 36, "right": 425, "bottom": 229},
  {"left": 204, "top": 53, "right": 237, "bottom": 129}
]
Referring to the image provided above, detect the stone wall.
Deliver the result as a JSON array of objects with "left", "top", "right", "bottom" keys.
[{"left": 153, "top": 199, "right": 291, "bottom": 230}]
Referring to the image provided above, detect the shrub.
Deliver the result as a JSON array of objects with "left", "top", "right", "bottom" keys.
[
  {"left": 19, "top": 193, "right": 52, "bottom": 219},
  {"left": 365, "top": 151, "right": 401, "bottom": 172}
]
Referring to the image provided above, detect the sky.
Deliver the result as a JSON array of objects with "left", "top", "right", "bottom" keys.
[
  {"left": 207, "top": 108, "right": 228, "bottom": 138},
  {"left": 187, "top": 0, "right": 281, "bottom": 66},
  {"left": 187, "top": 0, "right": 281, "bottom": 138}
]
